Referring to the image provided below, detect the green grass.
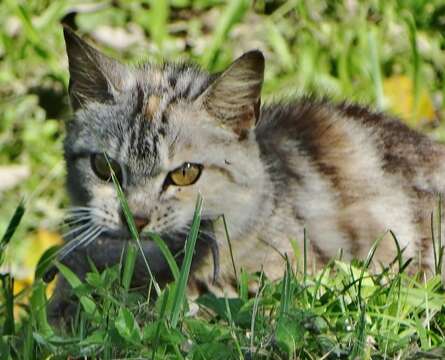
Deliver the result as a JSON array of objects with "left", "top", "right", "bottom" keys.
[
  {"left": 1, "top": 0, "right": 445, "bottom": 358},
  {"left": 1, "top": 201, "right": 445, "bottom": 358}
]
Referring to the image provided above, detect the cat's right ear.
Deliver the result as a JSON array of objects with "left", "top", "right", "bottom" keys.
[
  {"left": 196, "top": 50, "right": 264, "bottom": 140},
  {"left": 63, "top": 26, "right": 135, "bottom": 110}
]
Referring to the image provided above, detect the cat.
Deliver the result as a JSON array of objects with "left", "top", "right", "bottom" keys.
[{"left": 49, "top": 26, "right": 445, "bottom": 317}]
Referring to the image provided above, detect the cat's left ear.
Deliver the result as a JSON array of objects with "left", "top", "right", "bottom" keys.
[{"left": 197, "top": 50, "right": 264, "bottom": 139}]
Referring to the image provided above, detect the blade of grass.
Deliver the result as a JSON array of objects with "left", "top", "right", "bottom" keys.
[
  {"left": 148, "top": 0, "right": 169, "bottom": 51},
  {"left": 29, "top": 280, "right": 54, "bottom": 337},
  {"left": 22, "top": 321, "right": 34, "bottom": 360},
  {"left": 250, "top": 269, "right": 264, "bottom": 356},
  {"left": 107, "top": 155, "right": 161, "bottom": 296},
  {"left": 0, "top": 200, "right": 25, "bottom": 265},
  {"left": 152, "top": 287, "right": 170, "bottom": 359},
  {"left": 266, "top": 20, "right": 294, "bottom": 71},
  {"left": 149, "top": 233, "right": 180, "bottom": 282},
  {"left": 405, "top": 13, "right": 421, "bottom": 124},
  {"left": 279, "top": 255, "right": 293, "bottom": 318},
  {"left": 222, "top": 215, "right": 238, "bottom": 283},
  {"left": 224, "top": 295, "right": 243, "bottom": 359},
  {"left": 351, "top": 232, "right": 385, "bottom": 357},
  {"left": 303, "top": 228, "right": 308, "bottom": 284},
  {"left": 368, "top": 27, "right": 384, "bottom": 109},
  {"left": 170, "top": 194, "right": 203, "bottom": 328},
  {"left": 202, "top": 0, "right": 250, "bottom": 70},
  {"left": 1, "top": 274, "right": 15, "bottom": 336},
  {"left": 55, "top": 261, "right": 100, "bottom": 321},
  {"left": 239, "top": 268, "right": 249, "bottom": 303},
  {"left": 121, "top": 243, "right": 138, "bottom": 292}
]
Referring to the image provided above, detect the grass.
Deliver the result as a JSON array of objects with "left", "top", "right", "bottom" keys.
[
  {"left": 1, "top": 0, "right": 445, "bottom": 358},
  {"left": 1, "top": 201, "right": 445, "bottom": 358}
]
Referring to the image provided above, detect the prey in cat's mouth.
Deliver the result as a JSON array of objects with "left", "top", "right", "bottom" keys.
[{"left": 44, "top": 216, "right": 220, "bottom": 286}]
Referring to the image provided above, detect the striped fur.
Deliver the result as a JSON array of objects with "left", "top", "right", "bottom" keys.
[{"left": 57, "top": 28, "right": 445, "bottom": 307}]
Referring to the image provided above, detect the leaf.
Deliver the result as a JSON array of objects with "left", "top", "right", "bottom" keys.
[
  {"left": 275, "top": 316, "right": 304, "bottom": 355},
  {"left": 29, "top": 280, "right": 53, "bottom": 337},
  {"left": 34, "top": 244, "right": 61, "bottom": 280},
  {"left": 190, "top": 342, "right": 235, "bottom": 360},
  {"left": 142, "top": 321, "right": 184, "bottom": 345},
  {"left": 196, "top": 293, "right": 243, "bottom": 323},
  {"left": 383, "top": 75, "right": 435, "bottom": 126},
  {"left": 55, "top": 262, "right": 100, "bottom": 320},
  {"left": 115, "top": 308, "right": 141, "bottom": 344},
  {"left": 185, "top": 318, "right": 231, "bottom": 343},
  {"left": 78, "top": 330, "right": 106, "bottom": 346}
]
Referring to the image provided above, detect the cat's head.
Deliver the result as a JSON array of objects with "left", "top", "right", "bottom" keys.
[{"left": 63, "top": 27, "right": 266, "bottom": 245}]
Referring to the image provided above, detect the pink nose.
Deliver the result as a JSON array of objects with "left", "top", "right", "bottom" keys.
[{"left": 133, "top": 216, "right": 149, "bottom": 232}]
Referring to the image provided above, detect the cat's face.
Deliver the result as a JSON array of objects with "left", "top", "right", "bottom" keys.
[{"left": 63, "top": 28, "right": 265, "bottom": 246}]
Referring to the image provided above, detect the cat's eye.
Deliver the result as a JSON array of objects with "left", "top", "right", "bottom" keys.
[
  {"left": 90, "top": 153, "right": 122, "bottom": 183},
  {"left": 166, "top": 162, "right": 202, "bottom": 187}
]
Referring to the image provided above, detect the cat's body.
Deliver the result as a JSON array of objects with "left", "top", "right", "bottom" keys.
[
  {"left": 50, "top": 28, "right": 444, "bottom": 315},
  {"left": 194, "top": 99, "right": 445, "bottom": 296}
]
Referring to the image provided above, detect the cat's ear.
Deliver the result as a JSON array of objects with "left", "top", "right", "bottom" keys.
[
  {"left": 197, "top": 50, "right": 264, "bottom": 138},
  {"left": 63, "top": 26, "right": 135, "bottom": 110}
]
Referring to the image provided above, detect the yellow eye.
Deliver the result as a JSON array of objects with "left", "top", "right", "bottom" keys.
[
  {"left": 90, "top": 153, "right": 122, "bottom": 183},
  {"left": 167, "top": 163, "right": 202, "bottom": 187}
]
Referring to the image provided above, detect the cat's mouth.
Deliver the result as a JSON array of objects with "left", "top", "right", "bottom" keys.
[{"left": 43, "top": 220, "right": 219, "bottom": 285}]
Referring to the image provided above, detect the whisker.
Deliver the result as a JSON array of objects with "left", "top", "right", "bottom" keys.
[
  {"left": 58, "top": 225, "right": 99, "bottom": 259},
  {"left": 63, "top": 212, "right": 91, "bottom": 221},
  {"left": 80, "top": 228, "right": 104, "bottom": 249},
  {"left": 62, "top": 222, "right": 92, "bottom": 240},
  {"left": 65, "top": 209, "right": 92, "bottom": 216},
  {"left": 63, "top": 215, "right": 92, "bottom": 225},
  {"left": 67, "top": 206, "right": 94, "bottom": 211}
]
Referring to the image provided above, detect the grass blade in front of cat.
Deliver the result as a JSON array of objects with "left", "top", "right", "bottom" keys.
[
  {"left": 108, "top": 156, "right": 161, "bottom": 295},
  {"left": 170, "top": 194, "right": 203, "bottom": 328},
  {"left": 149, "top": 233, "right": 180, "bottom": 281}
]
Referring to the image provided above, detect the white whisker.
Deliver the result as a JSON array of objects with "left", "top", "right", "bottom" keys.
[
  {"left": 64, "top": 215, "right": 92, "bottom": 225},
  {"left": 58, "top": 225, "right": 99, "bottom": 259},
  {"left": 80, "top": 228, "right": 104, "bottom": 248},
  {"left": 65, "top": 209, "right": 92, "bottom": 216},
  {"left": 67, "top": 206, "right": 94, "bottom": 211},
  {"left": 62, "top": 222, "right": 92, "bottom": 239}
]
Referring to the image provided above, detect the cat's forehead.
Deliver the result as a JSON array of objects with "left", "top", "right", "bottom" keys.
[
  {"left": 136, "top": 62, "right": 213, "bottom": 100},
  {"left": 68, "top": 61, "right": 214, "bottom": 178}
]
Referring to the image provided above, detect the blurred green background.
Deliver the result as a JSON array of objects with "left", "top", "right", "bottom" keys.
[{"left": 1, "top": 0, "right": 445, "bottom": 285}]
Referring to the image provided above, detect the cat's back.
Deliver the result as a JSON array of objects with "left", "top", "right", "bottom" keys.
[
  {"left": 256, "top": 98, "right": 445, "bottom": 194},
  {"left": 255, "top": 98, "right": 445, "bottom": 268}
]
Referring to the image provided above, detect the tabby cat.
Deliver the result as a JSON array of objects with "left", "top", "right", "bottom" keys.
[{"left": 50, "top": 27, "right": 445, "bottom": 315}]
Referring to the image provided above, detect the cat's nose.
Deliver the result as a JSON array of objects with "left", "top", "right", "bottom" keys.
[{"left": 133, "top": 216, "right": 149, "bottom": 233}]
